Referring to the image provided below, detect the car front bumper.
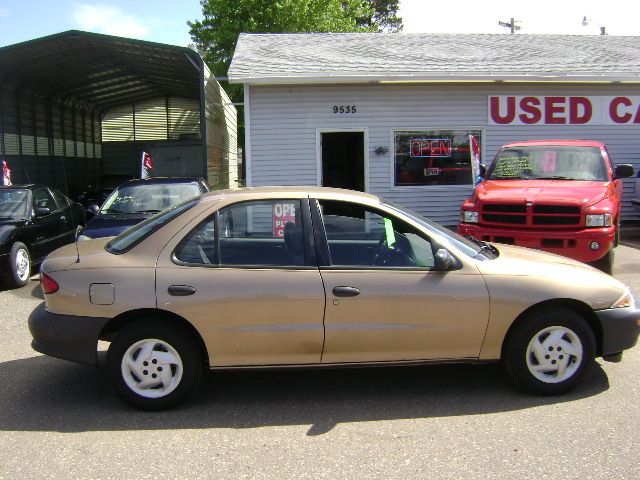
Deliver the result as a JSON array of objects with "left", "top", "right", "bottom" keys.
[
  {"left": 595, "top": 300, "right": 640, "bottom": 357},
  {"left": 28, "top": 302, "right": 110, "bottom": 366}
]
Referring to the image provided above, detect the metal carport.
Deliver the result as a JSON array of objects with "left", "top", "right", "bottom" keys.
[{"left": 0, "top": 30, "right": 237, "bottom": 196}]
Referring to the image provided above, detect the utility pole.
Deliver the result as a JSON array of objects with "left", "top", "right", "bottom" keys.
[{"left": 498, "top": 18, "right": 521, "bottom": 34}]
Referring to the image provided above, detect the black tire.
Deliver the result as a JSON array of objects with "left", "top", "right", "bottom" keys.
[
  {"left": 591, "top": 248, "right": 614, "bottom": 275},
  {"left": 504, "top": 308, "right": 596, "bottom": 396},
  {"left": 107, "top": 320, "right": 203, "bottom": 410},
  {"left": 2, "top": 242, "right": 31, "bottom": 289}
]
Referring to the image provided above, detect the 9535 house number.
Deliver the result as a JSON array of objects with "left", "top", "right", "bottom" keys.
[{"left": 333, "top": 105, "right": 357, "bottom": 114}]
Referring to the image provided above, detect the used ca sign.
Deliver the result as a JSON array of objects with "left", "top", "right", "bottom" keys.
[{"left": 488, "top": 96, "right": 640, "bottom": 125}]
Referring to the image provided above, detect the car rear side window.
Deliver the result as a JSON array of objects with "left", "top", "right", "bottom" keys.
[{"left": 106, "top": 199, "right": 198, "bottom": 254}]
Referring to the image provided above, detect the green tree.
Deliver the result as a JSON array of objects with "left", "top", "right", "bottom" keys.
[{"left": 358, "top": 1, "right": 403, "bottom": 33}]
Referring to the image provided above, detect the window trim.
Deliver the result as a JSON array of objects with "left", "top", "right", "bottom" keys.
[{"left": 389, "top": 126, "right": 485, "bottom": 191}]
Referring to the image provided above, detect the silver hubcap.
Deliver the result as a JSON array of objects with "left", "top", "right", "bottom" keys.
[
  {"left": 121, "top": 339, "right": 183, "bottom": 398},
  {"left": 15, "top": 248, "right": 30, "bottom": 282},
  {"left": 526, "top": 326, "right": 583, "bottom": 383}
]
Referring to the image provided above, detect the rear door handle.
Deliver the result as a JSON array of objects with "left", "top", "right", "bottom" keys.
[
  {"left": 332, "top": 286, "right": 360, "bottom": 297},
  {"left": 168, "top": 285, "right": 196, "bottom": 296}
]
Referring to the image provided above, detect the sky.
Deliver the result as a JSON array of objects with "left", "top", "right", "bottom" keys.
[{"left": 0, "top": 0, "right": 638, "bottom": 49}]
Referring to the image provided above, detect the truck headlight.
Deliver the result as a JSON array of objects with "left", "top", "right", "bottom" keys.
[
  {"left": 586, "top": 214, "right": 612, "bottom": 227},
  {"left": 461, "top": 210, "right": 479, "bottom": 223}
]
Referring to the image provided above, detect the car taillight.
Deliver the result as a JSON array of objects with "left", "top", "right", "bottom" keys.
[{"left": 40, "top": 272, "right": 59, "bottom": 294}]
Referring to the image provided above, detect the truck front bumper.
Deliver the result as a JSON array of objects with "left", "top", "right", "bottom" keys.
[{"left": 458, "top": 223, "right": 615, "bottom": 263}]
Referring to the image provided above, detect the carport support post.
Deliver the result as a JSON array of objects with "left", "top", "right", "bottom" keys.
[{"left": 0, "top": 85, "right": 6, "bottom": 158}]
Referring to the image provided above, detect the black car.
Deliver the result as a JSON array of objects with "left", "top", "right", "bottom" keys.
[
  {"left": 80, "top": 177, "right": 210, "bottom": 239},
  {"left": 0, "top": 185, "right": 85, "bottom": 288}
]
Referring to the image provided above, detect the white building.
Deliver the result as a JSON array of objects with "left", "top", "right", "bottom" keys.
[{"left": 229, "top": 33, "right": 640, "bottom": 225}]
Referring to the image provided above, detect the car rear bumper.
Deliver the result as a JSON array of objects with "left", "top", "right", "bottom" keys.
[
  {"left": 28, "top": 302, "right": 110, "bottom": 366},
  {"left": 595, "top": 301, "right": 640, "bottom": 357},
  {"left": 458, "top": 223, "right": 615, "bottom": 263}
]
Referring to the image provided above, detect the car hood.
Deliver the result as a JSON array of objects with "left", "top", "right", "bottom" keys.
[
  {"left": 477, "top": 180, "right": 611, "bottom": 207},
  {"left": 83, "top": 213, "right": 150, "bottom": 238},
  {"left": 474, "top": 243, "right": 627, "bottom": 309}
]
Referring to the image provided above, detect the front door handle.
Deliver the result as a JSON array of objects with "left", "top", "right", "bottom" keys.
[
  {"left": 332, "top": 286, "right": 360, "bottom": 297},
  {"left": 168, "top": 285, "right": 196, "bottom": 296}
]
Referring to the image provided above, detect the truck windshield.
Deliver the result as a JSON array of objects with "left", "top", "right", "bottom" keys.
[{"left": 487, "top": 146, "right": 608, "bottom": 181}]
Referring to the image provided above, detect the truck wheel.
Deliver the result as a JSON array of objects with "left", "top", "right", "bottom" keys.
[
  {"left": 107, "top": 320, "right": 203, "bottom": 410},
  {"left": 2, "top": 242, "right": 31, "bottom": 288},
  {"left": 591, "top": 249, "right": 614, "bottom": 275},
  {"left": 504, "top": 308, "right": 595, "bottom": 395}
]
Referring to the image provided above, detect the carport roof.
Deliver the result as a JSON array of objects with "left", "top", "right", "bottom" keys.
[
  {"left": 228, "top": 32, "right": 640, "bottom": 84},
  {"left": 0, "top": 30, "right": 203, "bottom": 108}
]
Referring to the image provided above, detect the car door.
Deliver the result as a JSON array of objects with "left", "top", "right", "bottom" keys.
[
  {"left": 155, "top": 198, "right": 326, "bottom": 367},
  {"left": 313, "top": 199, "right": 490, "bottom": 364},
  {"left": 50, "top": 188, "right": 78, "bottom": 244},
  {"left": 29, "top": 187, "right": 68, "bottom": 260}
]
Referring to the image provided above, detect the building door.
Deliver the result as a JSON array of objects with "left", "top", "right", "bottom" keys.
[{"left": 321, "top": 131, "right": 365, "bottom": 191}]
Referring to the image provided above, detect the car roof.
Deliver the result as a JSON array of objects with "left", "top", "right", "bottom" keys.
[
  {"left": 501, "top": 139, "right": 606, "bottom": 148},
  {"left": 198, "top": 186, "right": 381, "bottom": 205},
  {"left": 0, "top": 184, "right": 48, "bottom": 190},
  {"left": 117, "top": 177, "right": 204, "bottom": 187}
]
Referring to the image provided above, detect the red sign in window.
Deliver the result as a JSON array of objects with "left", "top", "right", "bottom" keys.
[
  {"left": 410, "top": 139, "right": 452, "bottom": 158},
  {"left": 273, "top": 203, "right": 296, "bottom": 238}
]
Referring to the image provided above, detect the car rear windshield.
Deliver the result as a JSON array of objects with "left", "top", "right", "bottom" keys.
[
  {"left": 488, "top": 146, "right": 608, "bottom": 181},
  {"left": 106, "top": 198, "right": 198, "bottom": 254},
  {"left": 0, "top": 189, "right": 28, "bottom": 219}
]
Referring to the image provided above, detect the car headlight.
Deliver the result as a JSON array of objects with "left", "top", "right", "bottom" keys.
[
  {"left": 610, "top": 289, "right": 635, "bottom": 309},
  {"left": 462, "top": 210, "right": 479, "bottom": 223},
  {"left": 586, "top": 213, "right": 612, "bottom": 227},
  {"left": 77, "top": 234, "right": 92, "bottom": 241}
]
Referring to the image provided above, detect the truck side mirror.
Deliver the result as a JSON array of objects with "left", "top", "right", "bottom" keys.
[
  {"left": 614, "top": 164, "right": 634, "bottom": 179},
  {"left": 479, "top": 164, "right": 487, "bottom": 178}
]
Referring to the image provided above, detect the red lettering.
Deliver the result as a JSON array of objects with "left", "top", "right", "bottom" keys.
[
  {"left": 544, "top": 97, "right": 566, "bottom": 124},
  {"left": 634, "top": 104, "right": 640, "bottom": 124},
  {"left": 609, "top": 97, "right": 632, "bottom": 123},
  {"left": 569, "top": 97, "right": 592, "bottom": 124},
  {"left": 519, "top": 97, "right": 541, "bottom": 124},
  {"left": 411, "top": 140, "right": 421, "bottom": 157},
  {"left": 440, "top": 140, "right": 451, "bottom": 156},
  {"left": 490, "top": 96, "right": 515, "bottom": 124}
]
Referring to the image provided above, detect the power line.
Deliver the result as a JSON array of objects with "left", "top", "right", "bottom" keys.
[{"left": 498, "top": 18, "right": 521, "bottom": 34}]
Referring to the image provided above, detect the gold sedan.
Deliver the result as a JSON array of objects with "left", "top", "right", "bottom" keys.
[{"left": 29, "top": 187, "right": 640, "bottom": 409}]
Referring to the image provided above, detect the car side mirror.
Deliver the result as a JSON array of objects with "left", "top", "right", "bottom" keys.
[
  {"left": 434, "top": 248, "right": 455, "bottom": 271},
  {"left": 87, "top": 204, "right": 100, "bottom": 216},
  {"left": 35, "top": 207, "right": 51, "bottom": 217},
  {"left": 614, "top": 164, "right": 634, "bottom": 179},
  {"left": 479, "top": 164, "right": 487, "bottom": 178}
]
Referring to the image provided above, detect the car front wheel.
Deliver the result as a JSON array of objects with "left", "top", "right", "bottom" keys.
[
  {"left": 107, "top": 320, "right": 203, "bottom": 410},
  {"left": 3, "top": 242, "right": 31, "bottom": 288},
  {"left": 505, "top": 308, "right": 595, "bottom": 395}
]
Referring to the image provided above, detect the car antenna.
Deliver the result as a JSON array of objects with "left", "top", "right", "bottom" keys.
[{"left": 74, "top": 225, "right": 84, "bottom": 263}]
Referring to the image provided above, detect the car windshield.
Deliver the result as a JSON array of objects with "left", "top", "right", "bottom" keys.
[
  {"left": 487, "top": 146, "right": 608, "bottom": 181},
  {"left": 100, "top": 182, "right": 201, "bottom": 215},
  {"left": 382, "top": 199, "right": 496, "bottom": 260},
  {"left": 0, "top": 189, "right": 28, "bottom": 219}
]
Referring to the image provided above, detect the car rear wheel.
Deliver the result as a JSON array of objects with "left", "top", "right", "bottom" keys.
[
  {"left": 2, "top": 242, "right": 31, "bottom": 288},
  {"left": 107, "top": 320, "right": 203, "bottom": 410},
  {"left": 504, "top": 308, "right": 595, "bottom": 395}
]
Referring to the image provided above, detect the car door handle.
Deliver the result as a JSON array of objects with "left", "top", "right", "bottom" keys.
[
  {"left": 332, "top": 286, "right": 360, "bottom": 297},
  {"left": 60, "top": 215, "right": 66, "bottom": 221},
  {"left": 168, "top": 285, "right": 196, "bottom": 296}
]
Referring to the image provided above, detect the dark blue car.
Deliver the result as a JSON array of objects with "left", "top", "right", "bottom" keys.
[{"left": 79, "top": 177, "right": 210, "bottom": 240}]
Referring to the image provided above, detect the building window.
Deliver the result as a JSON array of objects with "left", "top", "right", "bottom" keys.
[{"left": 394, "top": 129, "right": 482, "bottom": 186}]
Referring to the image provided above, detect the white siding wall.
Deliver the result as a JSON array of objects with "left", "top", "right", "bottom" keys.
[{"left": 247, "top": 84, "right": 640, "bottom": 226}]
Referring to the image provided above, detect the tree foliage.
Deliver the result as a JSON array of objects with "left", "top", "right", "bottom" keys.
[{"left": 189, "top": 0, "right": 403, "bottom": 84}]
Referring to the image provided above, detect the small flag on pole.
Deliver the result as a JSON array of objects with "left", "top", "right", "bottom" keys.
[
  {"left": 141, "top": 151, "right": 153, "bottom": 179},
  {"left": 2, "top": 159, "right": 11, "bottom": 186}
]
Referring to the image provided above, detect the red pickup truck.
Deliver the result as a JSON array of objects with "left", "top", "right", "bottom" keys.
[{"left": 458, "top": 139, "right": 635, "bottom": 274}]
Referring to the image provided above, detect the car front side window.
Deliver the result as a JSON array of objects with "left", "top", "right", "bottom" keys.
[{"left": 317, "top": 200, "right": 435, "bottom": 269}]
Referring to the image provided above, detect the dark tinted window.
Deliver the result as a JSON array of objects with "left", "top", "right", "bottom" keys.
[
  {"left": 318, "top": 200, "right": 435, "bottom": 268},
  {"left": 218, "top": 200, "right": 306, "bottom": 267},
  {"left": 32, "top": 188, "right": 57, "bottom": 211},
  {"left": 51, "top": 189, "right": 71, "bottom": 209},
  {"left": 174, "top": 216, "right": 216, "bottom": 265}
]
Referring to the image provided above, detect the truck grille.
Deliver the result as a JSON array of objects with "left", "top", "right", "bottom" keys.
[{"left": 481, "top": 204, "right": 581, "bottom": 228}]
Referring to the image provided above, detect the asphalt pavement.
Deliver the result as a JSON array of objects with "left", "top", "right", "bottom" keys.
[{"left": 0, "top": 246, "right": 639, "bottom": 479}]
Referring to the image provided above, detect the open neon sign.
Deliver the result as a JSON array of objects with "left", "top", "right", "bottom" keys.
[{"left": 410, "top": 139, "right": 452, "bottom": 158}]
